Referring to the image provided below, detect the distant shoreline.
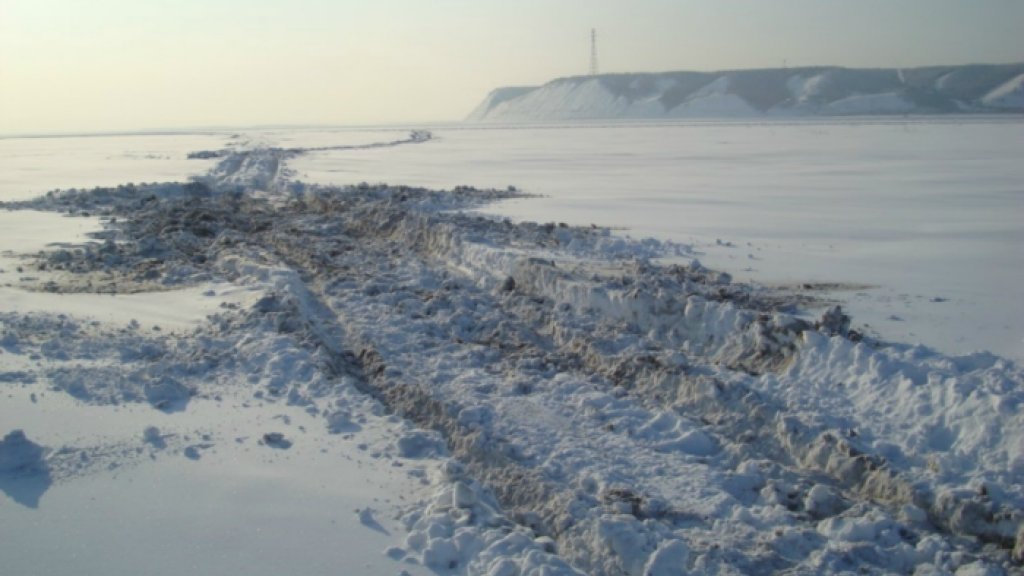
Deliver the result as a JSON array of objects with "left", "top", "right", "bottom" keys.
[
  {"left": 3, "top": 113, "right": 1023, "bottom": 141},
  {"left": 468, "top": 63, "right": 1024, "bottom": 122}
]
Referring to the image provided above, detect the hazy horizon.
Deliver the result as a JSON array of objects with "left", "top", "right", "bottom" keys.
[{"left": 2, "top": 0, "right": 1022, "bottom": 135}]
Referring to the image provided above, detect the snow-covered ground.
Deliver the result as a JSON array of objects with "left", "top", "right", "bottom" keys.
[
  {"left": 290, "top": 119, "right": 1024, "bottom": 363},
  {"left": 464, "top": 66, "right": 1024, "bottom": 122},
  {"left": 1, "top": 121, "right": 1022, "bottom": 575}
]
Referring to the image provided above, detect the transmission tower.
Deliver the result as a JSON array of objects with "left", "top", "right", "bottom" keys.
[{"left": 589, "top": 28, "right": 599, "bottom": 76}]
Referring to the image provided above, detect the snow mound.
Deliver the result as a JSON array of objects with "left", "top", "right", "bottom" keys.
[{"left": 400, "top": 474, "right": 584, "bottom": 574}]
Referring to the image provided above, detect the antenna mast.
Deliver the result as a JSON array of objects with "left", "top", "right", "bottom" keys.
[{"left": 589, "top": 28, "right": 599, "bottom": 76}]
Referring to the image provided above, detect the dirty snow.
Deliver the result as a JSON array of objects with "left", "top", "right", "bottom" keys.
[{"left": 1, "top": 124, "right": 1022, "bottom": 575}]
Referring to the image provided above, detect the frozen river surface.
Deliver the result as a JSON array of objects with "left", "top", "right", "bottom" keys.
[
  {"left": 4, "top": 120, "right": 1021, "bottom": 361},
  {"left": 1, "top": 118, "right": 1023, "bottom": 575},
  {"left": 289, "top": 118, "right": 1024, "bottom": 363}
]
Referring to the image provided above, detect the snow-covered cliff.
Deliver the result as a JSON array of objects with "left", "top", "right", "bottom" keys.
[{"left": 467, "top": 64, "right": 1024, "bottom": 121}]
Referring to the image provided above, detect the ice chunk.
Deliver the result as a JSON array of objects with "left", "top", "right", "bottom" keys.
[
  {"left": 804, "top": 484, "right": 847, "bottom": 520},
  {"left": 142, "top": 426, "right": 166, "bottom": 449},
  {"left": 396, "top": 430, "right": 444, "bottom": 458},
  {"left": 326, "top": 408, "right": 360, "bottom": 434},
  {"left": 643, "top": 539, "right": 690, "bottom": 576},
  {"left": 0, "top": 429, "right": 51, "bottom": 508},
  {"left": 0, "top": 430, "right": 46, "bottom": 473}
]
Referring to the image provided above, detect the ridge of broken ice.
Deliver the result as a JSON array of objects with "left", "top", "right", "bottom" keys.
[{"left": 1, "top": 137, "right": 1021, "bottom": 574}]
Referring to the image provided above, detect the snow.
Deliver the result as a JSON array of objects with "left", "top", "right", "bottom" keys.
[
  {"left": 0, "top": 133, "right": 226, "bottom": 201},
  {"left": 823, "top": 92, "right": 915, "bottom": 115},
  {"left": 788, "top": 80, "right": 918, "bottom": 116},
  {"left": 0, "top": 430, "right": 46, "bottom": 474},
  {"left": 1, "top": 121, "right": 1023, "bottom": 574},
  {"left": 468, "top": 75, "right": 762, "bottom": 122},
  {"left": 668, "top": 77, "right": 760, "bottom": 118},
  {"left": 290, "top": 119, "right": 1024, "bottom": 363},
  {"left": 467, "top": 87, "right": 543, "bottom": 122},
  {"left": 0, "top": 210, "right": 260, "bottom": 331},
  {"left": 0, "top": 390, "right": 436, "bottom": 576},
  {"left": 467, "top": 65, "right": 1024, "bottom": 122},
  {"left": 472, "top": 78, "right": 667, "bottom": 122},
  {"left": 982, "top": 73, "right": 1024, "bottom": 109},
  {"left": 469, "top": 76, "right": 755, "bottom": 121},
  {"left": 787, "top": 73, "right": 820, "bottom": 102}
]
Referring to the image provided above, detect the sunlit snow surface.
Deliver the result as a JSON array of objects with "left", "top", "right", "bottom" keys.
[
  {"left": 1, "top": 120, "right": 1022, "bottom": 575},
  {"left": 290, "top": 119, "right": 1024, "bottom": 362}
]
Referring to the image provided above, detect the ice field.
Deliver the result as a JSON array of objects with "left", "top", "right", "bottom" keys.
[{"left": 1, "top": 118, "right": 1022, "bottom": 574}]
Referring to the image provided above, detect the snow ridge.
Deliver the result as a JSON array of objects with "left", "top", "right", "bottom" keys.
[
  {"left": 315, "top": 186, "right": 1023, "bottom": 554},
  {"left": 467, "top": 64, "right": 1024, "bottom": 121}
]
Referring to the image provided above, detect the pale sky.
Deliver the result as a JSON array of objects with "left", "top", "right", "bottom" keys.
[{"left": 1, "top": 0, "right": 1021, "bottom": 134}]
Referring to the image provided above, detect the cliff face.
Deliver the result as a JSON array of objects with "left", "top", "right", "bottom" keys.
[{"left": 467, "top": 64, "right": 1024, "bottom": 121}]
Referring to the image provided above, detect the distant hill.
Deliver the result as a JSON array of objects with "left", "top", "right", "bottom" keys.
[{"left": 467, "top": 63, "right": 1024, "bottom": 121}]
